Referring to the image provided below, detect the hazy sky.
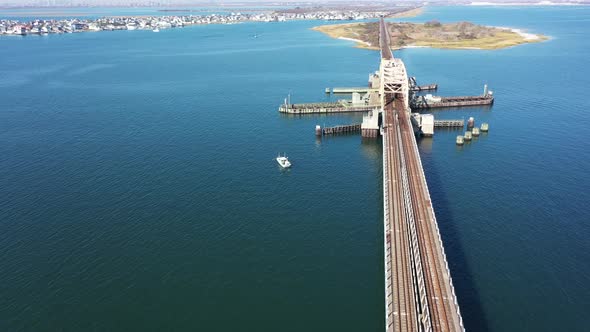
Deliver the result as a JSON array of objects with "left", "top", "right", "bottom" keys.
[
  {"left": 0, "top": 0, "right": 418, "bottom": 4},
  {"left": 2, "top": 0, "right": 210, "bottom": 4},
  {"left": 0, "top": 0, "right": 381, "bottom": 4},
  {"left": 0, "top": 0, "right": 280, "bottom": 5},
  {"left": 0, "top": 0, "right": 426, "bottom": 5}
]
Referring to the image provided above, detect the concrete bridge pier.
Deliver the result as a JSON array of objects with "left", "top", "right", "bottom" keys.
[{"left": 361, "top": 109, "right": 381, "bottom": 138}]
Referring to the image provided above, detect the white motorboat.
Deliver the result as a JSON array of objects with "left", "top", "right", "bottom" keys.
[
  {"left": 153, "top": 28, "right": 160, "bottom": 32},
  {"left": 276, "top": 154, "right": 291, "bottom": 168}
]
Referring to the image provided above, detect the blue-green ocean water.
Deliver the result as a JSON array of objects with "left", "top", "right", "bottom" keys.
[{"left": 1, "top": 6, "right": 589, "bottom": 332}]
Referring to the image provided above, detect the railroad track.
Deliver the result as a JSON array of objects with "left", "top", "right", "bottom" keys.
[
  {"left": 384, "top": 96, "right": 418, "bottom": 332},
  {"left": 384, "top": 94, "right": 430, "bottom": 332},
  {"left": 380, "top": 17, "right": 464, "bottom": 332},
  {"left": 383, "top": 91, "right": 464, "bottom": 331},
  {"left": 398, "top": 99, "right": 463, "bottom": 331}
]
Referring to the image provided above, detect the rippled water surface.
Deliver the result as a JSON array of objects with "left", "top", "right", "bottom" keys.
[{"left": 1, "top": 6, "right": 589, "bottom": 332}]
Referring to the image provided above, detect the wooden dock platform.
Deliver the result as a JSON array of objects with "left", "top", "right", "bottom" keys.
[
  {"left": 412, "top": 95, "right": 494, "bottom": 109},
  {"left": 279, "top": 102, "right": 380, "bottom": 114}
]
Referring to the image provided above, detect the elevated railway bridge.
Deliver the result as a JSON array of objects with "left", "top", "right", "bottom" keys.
[{"left": 376, "top": 18, "right": 465, "bottom": 332}]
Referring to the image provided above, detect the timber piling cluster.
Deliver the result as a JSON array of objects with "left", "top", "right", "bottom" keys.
[
  {"left": 434, "top": 119, "right": 464, "bottom": 127},
  {"left": 315, "top": 124, "right": 361, "bottom": 136}
]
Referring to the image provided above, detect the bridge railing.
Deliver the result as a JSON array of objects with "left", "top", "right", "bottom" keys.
[
  {"left": 396, "top": 123, "right": 433, "bottom": 332},
  {"left": 404, "top": 116, "right": 466, "bottom": 331},
  {"left": 382, "top": 133, "right": 393, "bottom": 330}
]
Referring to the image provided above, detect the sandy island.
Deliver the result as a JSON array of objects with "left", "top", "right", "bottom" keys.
[{"left": 312, "top": 9, "right": 548, "bottom": 51}]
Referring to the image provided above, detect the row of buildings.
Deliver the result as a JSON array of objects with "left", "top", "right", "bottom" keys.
[{"left": 0, "top": 10, "right": 394, "bottom": 35}]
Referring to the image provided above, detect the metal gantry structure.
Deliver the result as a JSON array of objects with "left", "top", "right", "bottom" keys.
[{"left": 378, "top": 18, "right": 465, "bottom": 332}]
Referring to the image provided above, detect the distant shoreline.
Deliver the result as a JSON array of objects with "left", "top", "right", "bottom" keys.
[
  {"left": 0, "top": 8, "right": 409, "bottom": 37},
  {"left": 469, "top": 1, "right": 588, "bottom": 5},
  {"left": 0, "top": 4, "right": 292, "bottom": 10},
  {"left": 1, "top": 2, "right": 589, "bottom": 10}
]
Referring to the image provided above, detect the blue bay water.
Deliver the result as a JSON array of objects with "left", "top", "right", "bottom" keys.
[{"left": 1, "top": 6, "right": 589, "bottom": 331}]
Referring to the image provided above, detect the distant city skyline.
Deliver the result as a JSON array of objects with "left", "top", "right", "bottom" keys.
[
  {"left": 1, "top": 0, "right": 587, "bottom": 6},
  {"left": 0, "top": 0, "right": 218, "bottom": 5},
  {"left": 1, "top": 0, "right": 403, "bottom": 6}
]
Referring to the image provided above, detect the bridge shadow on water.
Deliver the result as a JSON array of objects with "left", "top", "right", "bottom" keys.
[
  {"left": 362, "top": 137, "right": 387, "bottom": 332},
  {"left": 418, "top": 137, "right": 490, "bottom": 332}
]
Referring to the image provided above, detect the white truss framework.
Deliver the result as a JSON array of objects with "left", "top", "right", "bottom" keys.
[{"left": 380, "top": 58, "right": 410, "bottom": 110}]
